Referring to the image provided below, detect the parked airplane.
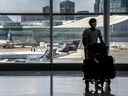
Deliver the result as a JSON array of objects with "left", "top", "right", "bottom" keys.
[{"left": 0, "top": 40, "right": 9, "bottom": 48}]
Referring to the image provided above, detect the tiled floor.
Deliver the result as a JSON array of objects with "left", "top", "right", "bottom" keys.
[{"left": 0, "top": 71, "right": 127, "bottom": 96}]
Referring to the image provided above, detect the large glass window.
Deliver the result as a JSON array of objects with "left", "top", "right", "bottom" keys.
[
  {"left": 109, "top": 15, "right": 128, "bottom": 63},
  {"left": 109, "top": 0, "right": 128, "bottom": 64},
  {"left": 53, "top": 15, "right": 104, "bottom": 63},
  {"left": 0, "top": 15, "right": 50, "bottom": 63},
  {"left": 53, "top": 0, "right": 103, "bottom": 63},
  {"left": 52, "top": 0, "right": 104, "bottom": 63},
  {"left": 0, "top": 0, "right": 105, "bottom": 64},
  {"left": 0, "top": 0, "right": 51, "bottom": 63}
]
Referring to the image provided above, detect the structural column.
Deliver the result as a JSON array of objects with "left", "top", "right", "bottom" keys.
[
  {"left": 104, "top": 0, "right": 110, "bottom": 47},
  {"left": 50, "top": 0, "right": 53, "bottom": 96}
]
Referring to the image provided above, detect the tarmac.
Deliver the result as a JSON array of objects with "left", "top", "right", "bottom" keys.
[{"left": 0, "top": 47, "right": 127, "bottom": 63}]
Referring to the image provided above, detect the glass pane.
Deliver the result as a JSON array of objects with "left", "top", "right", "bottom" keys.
[
  {"left": 110, "top": 0, "right": 128, "bottom": 13},
  {"left": 53, "top": 15, "right": 104, "bottom": 63},
  {"left": 0, "top": 15, "right": 50, "bottom": 63},
  {"left": 53, "top": 0, "right": 104, "bottom": 14},
  {"left": 0, "top": 0, "right": 49, "bottom": 13},
  {"left": 109, "top": 15, "right": 128, "bottom": 63}
]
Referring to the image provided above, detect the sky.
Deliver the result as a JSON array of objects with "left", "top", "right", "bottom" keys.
[
  {"left": 0, "top": 0, "right": 95, "bottom": 22},
  {"left": 0, "top": 0, "right": 49, "bottom": 12},
  {"left": 53, "top": 0, "right": 95, "bottom": 12},
  {"left": 0, "top": 0, "right": 95, "bottom": 13}
]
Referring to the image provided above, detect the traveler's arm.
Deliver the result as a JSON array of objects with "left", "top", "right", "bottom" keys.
[
  {"left": 82, "top": 30, "right": 88, "bottom": 47},
  {"left": 98, "top": 31, "right": 104, "bottom": 44}
]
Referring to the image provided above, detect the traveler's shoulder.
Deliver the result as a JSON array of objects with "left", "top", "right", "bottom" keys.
[
  {"left": 96, "top": 29, "right": 101, "bottom": 32},
  {"left": 96, "top": 29, "right": 101, "bottom": 34},
  {"left": 83, "top": 28, "right": 90, "bottom": 32},
  {"left": 82, "top": 29, "right": 89, "bottom": 36}
]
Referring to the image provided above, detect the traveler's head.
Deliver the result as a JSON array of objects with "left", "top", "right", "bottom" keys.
[{"left": 89, "top": 18, "right": 97, "bottom": 28}]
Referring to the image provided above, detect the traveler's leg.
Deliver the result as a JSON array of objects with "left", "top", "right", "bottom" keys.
[{"left": 85, "top": 80, "right": 89, "bottom": 93}]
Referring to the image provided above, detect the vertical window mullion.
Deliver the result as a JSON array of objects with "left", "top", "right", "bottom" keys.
[
  {"left": 50, "top": 0, "right": 53, "bottom": 96},
  {"left": 50, "top": 0, "right": 53, "bottom": 63},
  {"left": 104, "top": 0, "right": 110, "bottom": 47}
]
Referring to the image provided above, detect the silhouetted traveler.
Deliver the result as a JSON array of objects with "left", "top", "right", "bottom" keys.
[
  {"left": 82, "top": 18, "right": 104, "bottom": 59},
  {"left": 82, "top": 18, "right": 116, "bottom": 95}
]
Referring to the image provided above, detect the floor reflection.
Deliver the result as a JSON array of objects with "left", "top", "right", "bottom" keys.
[
  {"left": 84, "top": 86, "right": 115, "bottom": 96},
  {"left": 0, "top": 71, "right": 127, "bottom": 96}
]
